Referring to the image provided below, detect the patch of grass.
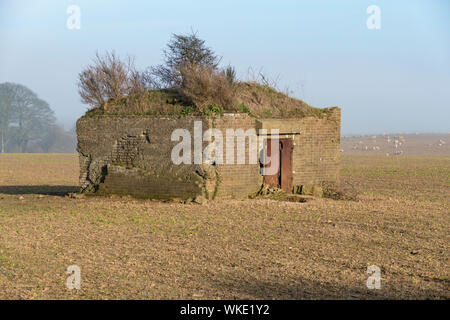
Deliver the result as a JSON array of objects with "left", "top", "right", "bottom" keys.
[
  {"left": 208, "top": 104, "right": 223, "bottom": 114},
  {"left": 180, "top": 106, "right": 195, "bottom": 116},
  {"left": 263, "top": 109, "right": 272, "bottom": 117},
  {"left": 237, "top": 103, "right": 251, "bottom": 115},
  {"left": 200, "top": 104, "right": 223, "bottom": 116}
]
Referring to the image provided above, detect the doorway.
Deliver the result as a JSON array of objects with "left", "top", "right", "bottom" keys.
[{"left": 263, "top": 138, "right": 293, "bottom": 192}]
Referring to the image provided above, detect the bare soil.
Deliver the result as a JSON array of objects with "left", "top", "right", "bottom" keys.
[{"left": 0, "top": 153, "right": 448, "bottom": 299}]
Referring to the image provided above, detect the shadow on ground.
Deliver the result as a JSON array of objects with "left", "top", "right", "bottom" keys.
[
  {"left": 207, "top": 272, "right": 448, "bottom": 300},
  {"left": 0, "top": 185, "right": 79, "bottom": 196}
]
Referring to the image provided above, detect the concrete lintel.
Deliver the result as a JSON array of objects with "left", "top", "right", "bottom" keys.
[{"left": 255, "top": 119, "right": 302, "bottom": 135}]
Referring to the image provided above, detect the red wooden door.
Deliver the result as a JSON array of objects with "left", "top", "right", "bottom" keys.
[
  {"left": 280, "top": 139, "right": 294, "bottom": 193},
  {"left": 263, "top": 138, "right": 280, "bottom": 188}
]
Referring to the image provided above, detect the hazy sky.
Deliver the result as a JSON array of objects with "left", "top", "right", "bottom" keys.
[{"left": 1, "top": 0, "right": 449, "bottom": 134}]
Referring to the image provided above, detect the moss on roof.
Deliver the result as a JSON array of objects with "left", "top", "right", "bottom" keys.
[{"left": 83, "top": 82, "right": 334, "bottom": 119}]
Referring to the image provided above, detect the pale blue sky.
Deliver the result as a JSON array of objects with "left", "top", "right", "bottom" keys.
[{"left": 1, "top": 0, "right": 449, "bottom": 134}]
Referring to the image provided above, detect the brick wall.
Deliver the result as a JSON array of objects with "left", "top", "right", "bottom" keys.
[
  {"left": 77, "top": 116, "right": 209, "bottom": 200},
  {"left": 76, "top": 109, "right": 340, "bottom": 200},
  {"left": 212, "top": 114, "right": 262, "bottom": 199},
  {"left": 292, "top": 108, "right": 341, "bottom": 187},
  {"left": 256, "top": 107, "right": 341, "bottom": 188}
]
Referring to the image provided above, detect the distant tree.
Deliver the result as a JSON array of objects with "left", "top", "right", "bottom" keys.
[
  {"left": 0, "top": 83, "right": 17, "bottom": 153},
  {"left": 0, "top": 83, "right": 56, "bottom": 153},
  {"left": 37, "top": 124, "right": 76, "bottom": 153},
  {"left": 151, "top": 32, "right": 220, "bottom": 88},
  {"left": 38, "top": 124, "right": 58, "bottom": 153},
  {"left": 16, "top": 98, "right": 56, "bottom": 152}
]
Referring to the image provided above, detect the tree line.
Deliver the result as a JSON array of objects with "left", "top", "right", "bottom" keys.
[{"left": 0, "top": 83, "right": 76, "bottom": 153}]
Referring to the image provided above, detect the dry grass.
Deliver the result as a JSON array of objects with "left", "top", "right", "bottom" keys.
[
  {"left": 85, "top": 82, "right": 327, "bottom": 119},
  {"left": 234, "top": 82, "right": 328, "bottom": 118},
  {"left": 0, "top": 154, "right": 448, "bottom": 299},
  {"left": 179, "top": 66, "right": 235, "bottom": 112}
]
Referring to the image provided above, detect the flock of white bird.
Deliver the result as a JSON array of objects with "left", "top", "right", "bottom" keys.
[{"left": 340, "top": 134, "right": 447, "bottom": 156}]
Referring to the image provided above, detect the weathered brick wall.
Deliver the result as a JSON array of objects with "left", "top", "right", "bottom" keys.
[
  {"left": 292, "top": 107, "right": 341, "bottom": 187},
  {"left": 212, "top": 114, "right": 262, "bottom": 199},
  {"left": 76, "top": 114, "right": 263, "bottom": 200},
  {"left": 77, "top": 116, "right": 209, "bottom": 200},
  {"left": 76, "top": 109, "right": 340, "bottom": 200}
]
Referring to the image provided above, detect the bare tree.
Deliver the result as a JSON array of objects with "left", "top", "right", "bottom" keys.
[{"left": 78, "top": 51, "right": 151, "bottom": 109}]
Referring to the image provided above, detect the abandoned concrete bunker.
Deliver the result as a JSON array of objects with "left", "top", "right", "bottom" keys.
[{"left": 76, "top": 107, "right": 341, "bottom": 201}]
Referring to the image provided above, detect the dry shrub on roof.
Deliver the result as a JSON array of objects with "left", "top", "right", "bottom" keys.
[
  {"left": 179, "top": 65, "right": 236, "bottom": 112},
  {"left": 78, "top": 51, "right": 154, "bottom": 110}
]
